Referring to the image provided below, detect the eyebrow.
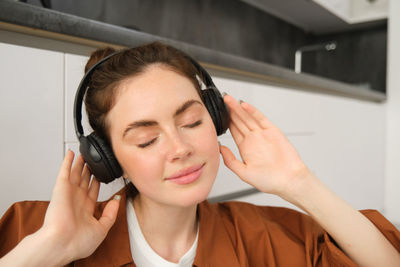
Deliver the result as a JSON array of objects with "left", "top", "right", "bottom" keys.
[{"left": 122, "top": 99, "right": 203, "bottom": 137}]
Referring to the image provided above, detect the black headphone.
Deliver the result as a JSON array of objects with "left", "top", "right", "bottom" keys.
[{"left": 74, "top": 47, "right": 230, "bottom": 183}]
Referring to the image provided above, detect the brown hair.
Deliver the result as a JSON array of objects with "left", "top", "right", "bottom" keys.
[{"left": 84, "top": 42, "right": 204, "bottom": 196}]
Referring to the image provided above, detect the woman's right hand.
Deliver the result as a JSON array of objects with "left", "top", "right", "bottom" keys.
[
  {"left": 0, "top": 151, "right": 120, "bottom": 266},
  {"left": 38, "top": 150, "right": 120, "bottom": 264}
]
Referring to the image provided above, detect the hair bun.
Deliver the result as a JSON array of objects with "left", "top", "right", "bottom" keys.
[{"left": 85, "top": 47, "right": 117, "bottom": 73}]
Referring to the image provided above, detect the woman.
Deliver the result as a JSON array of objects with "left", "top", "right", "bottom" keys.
[{"left": 0, "top": 42, "right": 399, "bottom": 266}]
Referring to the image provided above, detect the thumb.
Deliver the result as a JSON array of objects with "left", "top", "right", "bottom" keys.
[
  {"left": 220, "top": 145, "right": 246, "bottom": 178},
  {"left": 98, "top": 196, "right": 120, "bottom": 231}
]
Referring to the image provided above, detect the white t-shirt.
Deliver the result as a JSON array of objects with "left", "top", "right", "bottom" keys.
[{"left": 126, "top": 200, "right": 198, "bottom": 267}]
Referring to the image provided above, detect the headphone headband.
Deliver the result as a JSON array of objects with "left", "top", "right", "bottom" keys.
[{"left": 73, "top": 51, "right": 120, "bottom": 138}]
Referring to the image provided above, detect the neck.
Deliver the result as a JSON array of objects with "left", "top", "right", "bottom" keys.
[{"left": 132, "top": 194, "right": 198, "bottom": 263}]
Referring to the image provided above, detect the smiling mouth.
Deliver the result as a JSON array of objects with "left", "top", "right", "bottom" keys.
[{"left": 165, "top": 163, "right": 205, "bottom": 185}]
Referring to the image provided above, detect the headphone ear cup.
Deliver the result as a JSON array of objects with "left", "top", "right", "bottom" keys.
[
  {"left": 202, "top": 88, "right": 230, "bottom": 136},
  {"left": 79, "top": 133, "right": 122, "bottom": 184}
]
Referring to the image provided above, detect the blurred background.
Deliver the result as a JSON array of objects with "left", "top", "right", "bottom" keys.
[
  {"left": 0, "top": 0, "right": 398, "bottom": 229},
  {"left": 20, "top": 0, "right": 388, "bottom": 92}
]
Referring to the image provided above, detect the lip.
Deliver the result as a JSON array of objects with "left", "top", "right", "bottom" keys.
[{"left": 165, "top": 163, "right": 205, "bottom": 185}]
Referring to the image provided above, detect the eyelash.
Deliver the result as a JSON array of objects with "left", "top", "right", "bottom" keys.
[
  {"left": 186, "top": 120, "right": 202, "bottom": 128},
  {"left": 137, "top": 120, "right": 203, "bottom": 148}
]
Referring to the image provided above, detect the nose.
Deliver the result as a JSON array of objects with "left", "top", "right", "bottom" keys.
[{"left": 166, "top": 132, "right": 193, "bottom": 162}]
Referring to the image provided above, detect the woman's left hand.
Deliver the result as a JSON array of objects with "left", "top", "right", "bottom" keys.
[
  {"left": 219, "top": 94, "right": 310, "bottom": 197},
  {"left": 220, "top": 95, "right": 400, "bottom": 267}
]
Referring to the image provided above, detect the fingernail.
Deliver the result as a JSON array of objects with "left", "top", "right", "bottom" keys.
[
  {"left": 222, "top": 92, "right": 227, "bottom": 97},
  {"left": 239, "top": 99, "right": 244, "bottom": 104},
  {"left": 113, "top": 195, "right": 121, "bottom": 201}
]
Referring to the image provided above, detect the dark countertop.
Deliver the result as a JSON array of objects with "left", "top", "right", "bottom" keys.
[{"left": 0, "top": 0, "right": 386, "bottom": 102}]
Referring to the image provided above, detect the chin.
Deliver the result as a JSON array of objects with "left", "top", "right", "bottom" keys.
[{"left": 175, "top": 182, "right": 214, "bottom": 207}]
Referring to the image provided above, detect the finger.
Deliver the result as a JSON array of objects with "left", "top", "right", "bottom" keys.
[
  {"left": 80, "top": 164, "right": 91, "bottom": 190},
  {"left": 98, "top": 196, "right": 120, "bottom": 232},
  {"left": 88, "top": 177, "right": 100, "bottom": 202},
  {"left": 219, "top": 145, "right": 246, "bottom": 179},
  {"left": 240, "top": 101, "right": 275, "bottom": 130},
  {"left": 55, "top": 150, "right": 75, "bottom": 186},
  {"left": 70, "top": 154, "right": 85, "bottom": 185},
  {"left": 229, "top": 110, "right": 251, "bottom": 135},
  {"left": 224, "top": 95, "right": 260, "bottom": 132},
  {"left": 229, "top": 120, "right": 244, "bottom": 144},
  {"left": 50, "top": 150, "right": 75, "bottom": 200}
]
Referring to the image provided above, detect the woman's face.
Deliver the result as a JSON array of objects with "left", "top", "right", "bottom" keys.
[{"left": 107, "top": 65, "right": 220, "bottom": 207}]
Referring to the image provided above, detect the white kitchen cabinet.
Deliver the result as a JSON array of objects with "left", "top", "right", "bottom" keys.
[
  {"left": 0, "top": 42, "right": 64, "bottom": 215},
  {"left": 313, "top": 0, "right": 387, "bottom": 24}
]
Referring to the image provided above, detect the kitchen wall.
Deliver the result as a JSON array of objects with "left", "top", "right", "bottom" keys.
[
  {"left": 24, "top": 0, "right": 306, "bottom": 69},
  {"left": 384, "top": 0, "right": 400, "bottom": 224},
  {"left": 303, "top": 24, "right": 387, "bottom": 93},
  {"left": 24, "top": 0, "right": 387, "bottom": 93}
]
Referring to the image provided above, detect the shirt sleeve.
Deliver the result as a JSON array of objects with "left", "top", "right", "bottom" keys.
[
  {"left": 260, "top": 206, "right": 400, "bottom": 266},
  {"left": 315, "top": 209, "right": 400, "bottom": 266},
  {"left": 219, "top": 202, "right": 400, "bottom": 267},
  {"left": 0, "top": 201, "right": 48, "bottom": 258}
]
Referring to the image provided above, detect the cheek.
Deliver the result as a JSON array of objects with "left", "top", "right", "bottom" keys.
[
  {"left": 117, "top": 148, "right": 162, "bottom": 181},
  {"left": 195, "top": 118, "right": 220, "bottom": 164}
]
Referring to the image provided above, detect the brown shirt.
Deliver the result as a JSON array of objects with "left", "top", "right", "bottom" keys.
[{"left": 1, "top": 189, "right": 400, "bottom": 266}]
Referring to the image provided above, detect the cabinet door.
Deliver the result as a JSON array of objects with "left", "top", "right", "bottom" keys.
[{"left": 0, "top": 43, "right": 64, "bottom": 215}]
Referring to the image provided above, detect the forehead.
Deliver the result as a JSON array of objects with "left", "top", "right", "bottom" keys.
[{"left": 108, "top": 66, "right": 203, "bottom": 123}]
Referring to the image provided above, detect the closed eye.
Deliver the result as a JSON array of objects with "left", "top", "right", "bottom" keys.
[
  {"left": 185, "top": 120, "right": 202, "bottom": 128},
  {"left": 137, "top": 138, "right": 157, "bottom": 148}
]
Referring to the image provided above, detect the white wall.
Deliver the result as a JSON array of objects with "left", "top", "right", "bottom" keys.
[
  {"left": 384, "top": 0, "right": 400, "bottom": 224},
  {"left": 0, "top": 43, "right": 64, "bottom": 215}
]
